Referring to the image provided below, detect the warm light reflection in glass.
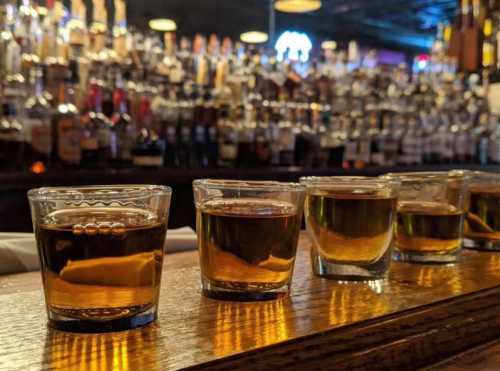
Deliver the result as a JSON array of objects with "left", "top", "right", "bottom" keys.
[
  {"left": 329, "top": 283, "right": 388, "bottom": 325},
  {"left": 45, "top": 326, "right": 162, "bottom": 371},
  {"left": 212, "top": 300, "right": 289, "bottom": 356}
]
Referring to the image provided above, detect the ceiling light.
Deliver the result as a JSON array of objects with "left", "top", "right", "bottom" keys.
[
  {"left": 321, "top": 40, "right": 337, "bottom": 50},
  {"left": 149, "top": 18, "right": 177, "bottom": 32},
  {"left": 275, "top": 0, "right": 321, "bottom": 13},
  {"left": 240, "top": 31, "right": 268, "bottom": 44}
]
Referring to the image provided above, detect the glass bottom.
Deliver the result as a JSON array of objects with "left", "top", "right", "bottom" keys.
[
  {"left": 311, "top": 248, "right": 391, "bottom": 281},
  {"left": 201, "top": 279, "right": 290, "bottom": 301},
  {"left": 464, "top": 238, "right": 500, "bottom": 252},
  {"left": 47, "top": 306, "right": 157, "bottom": 333},
  {"left": 393, "top": 249, "right": 460, "bottom": 264}
]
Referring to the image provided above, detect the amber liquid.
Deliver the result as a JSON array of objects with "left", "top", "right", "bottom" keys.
[
  {"left": 465, "top": 187, "right": 500, "bottom": 242},
  {"left": 197, "top": 199, "right": 301, "bottom": 292},
  {"left": 37, "top": 207, "right": 167, "bottom": 320},
  {"left": 395, "top": 202, "right": 463, "bottom": 253},
  {"left": 305, "top": 192, "right": 396, "bottom": 263}
]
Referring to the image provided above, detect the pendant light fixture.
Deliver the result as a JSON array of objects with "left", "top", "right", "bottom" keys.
[
  {"left": 274, "top": 0, "right": 321, "bottom": 13},
  {"left": 240, "top": 31, "right": 269, "bottom": 44}
]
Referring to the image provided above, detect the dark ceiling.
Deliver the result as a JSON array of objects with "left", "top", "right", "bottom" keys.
[{"left": 85, "top": 0, "right": 458, "bottom": 53}]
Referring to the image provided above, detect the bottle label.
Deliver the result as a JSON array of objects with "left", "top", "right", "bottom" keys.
[
  {"left": 208, "top": 126, "right": 217, "bottom": 142},
  {"left": 133, "top": 155, "right": 164, "bottom": 167},
  {"left": 81, "top": 137, "right": 99, "bottom": 150},
  {"left": 181, "top": 126, "right": 191, "bottom": 142},
  {"left": 29, "top": 119, "right": 52, "bottom": 155},
  {"left": 278, "top": 128, "right": 295, "bottom": 151},
  {"left": 479, "top": 138, "right": 489, "bottom": 164},
  {"left": 98, "top": 126, "right": 111, "bottom": 148},
  {"left": 195, "top": 125, "right": 205, "bottom": 143},
  {"left": 220, "top": 144, "right": 237, "bottom": 160},
  {"left": 58, "top": 118, "right": 81, "bottom": 163},
  {"left": 455, "top": 134, "right": 467, "bottom": 155},
  {"left": 344, "top": 141, "right": 357, "bottom": 161},
  {"left": 358, "top": 140, "right": 370, "bottom": 163},
  {"left": 167, "top": 126, "right": 177, "bottom": 143},
  {"left": 118, "top": 133, "right": 134, "bottom": 161}
]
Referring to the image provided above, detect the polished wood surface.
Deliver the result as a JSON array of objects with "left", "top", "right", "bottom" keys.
[
  {"left": 427, "top": 339, "right": 500, "bottom": 370},
  {"left": 1, "top": 234, "right": 500, "bottom": 370}
]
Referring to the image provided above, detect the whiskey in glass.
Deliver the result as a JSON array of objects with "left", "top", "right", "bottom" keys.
[
  {"left": 301, "top": 177, "right": 400, "bottom": 280},
  {"left": 463, "top": 172, "right": 500, "bottom": 251},
  {"left": 193, "top": 180, "right": 304, "bottom": 300},
  {"left": 384, "top": 171, "right": 469, "bottom": 263},
  {"left": 28, "top": 185, "right": 171, "bottom": 332}
]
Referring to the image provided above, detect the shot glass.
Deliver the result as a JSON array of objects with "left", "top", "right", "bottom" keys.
[
  {"left": 28, "top": 185, "right": 171, "bottom": 332},
  {"left": 463, "top": 171, "right": 500, "bottom": 251},
  {"left": 384, "top": 171, "right": 469, "bottom": 263},
  {"left": 300, "top": 176, "right": 400, "bottom": 281},
  {"left": 193, "top": 179, "right": 305, "bottom": 301}
]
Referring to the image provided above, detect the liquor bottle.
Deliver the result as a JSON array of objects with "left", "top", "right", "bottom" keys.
[
  {"left": 131, "top": 91, "right": 165, "bottom": 167},
  {"left": 177, "top": 95, "right": 194, "bottom": 168},
  {"left": 24, "top": 67, "right": 52, "bottom": 171},
  {"left": 342, "top": 112, "right": 360, "bottom": 169},
  {"left": 278, "top": 104, "right": 296, "bottom": 167},
  {"left": 268, "top": 103, "right": 281, "bottom": 167},
  {"left": 0, "top": 3, "right": 13, "bottom": 85},
  {"left": 254, "top": 106, "right": 270, "bottom": 166},
  {"left": 482, "top": 17, "right": 495, "bottom": 72},
  {"left": 379, "top": 111, "right": 398, "bottom": 166},
  {"left": 52, "top": 71, "right": 81, "bottom": 168},
  {"left": 294, "top": 103, "right": 315, "bottom": 168},
  {"left": 155, "top": 87, "right": 179, "bottom": 167},
  {"left": 354, "top": 116, "right": 370, "bottom": 169},
  {"left": 205, "top": 93, "right": 219, "bottom": 168},
  {"left": 113, "top": 0, "right": 128, "bottom": 60},
  {"left": 81, "top": 77, "right": 102, "bottom": 167},
  {"left": 367, "top": 110, "right": 383, "bottom": 166},
  {"left": 89, "top": 0, "right": 107, "bottom": 55},
  {"left": 488, "top": 115, "right": 500, "bottom": 164},
  {"left": 420, "top": 111, "right": 435, "bottom": 164},
  {"left": 17, "top": 0, "right": 40, "bottom": 79},
  {"left": 475, "top": 112, "right": 491, "bottom": 165},
  {"left": 437, "top": 113, "right": 454, "bottom": 164},
  {"left": 68, "top": 0, "right": 87, "bottom": 58},
  {"left": 0, "top": 97, "right": 23, "bottom": 170},
  {"left": 110, "top": 75, "right": 135, "bottom": 166},
  {"left": 192, "top": 91, "right": 208, "bottom": 168},
  {"left": 328, "top": 114, "right": 346, "bottom": 167},
  {"left": 217, "top": 105, "right": 238, "bottom": 167},
  {"left": 237, "top": 105, "right": 256, "bottom": 167}
]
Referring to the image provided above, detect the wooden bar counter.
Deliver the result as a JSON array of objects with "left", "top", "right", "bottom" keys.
[{"left": 1, "top": 234, "right": 500, "bottom": 370}]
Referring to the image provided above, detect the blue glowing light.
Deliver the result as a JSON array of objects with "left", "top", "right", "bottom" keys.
[{"left": 275, "top": 31, "right": 312, "bottom": 63}]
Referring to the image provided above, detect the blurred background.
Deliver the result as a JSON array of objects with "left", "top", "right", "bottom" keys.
[{"left": 0, "top": 0, "right": 498, "bottom": 231}]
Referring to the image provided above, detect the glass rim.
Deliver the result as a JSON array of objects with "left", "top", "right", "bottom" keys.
[
  {"left": 193, "top": 179, "right": 305, "bottom": 192},
  {"left": 300, "top": 176, "right": 399, "bottom": 186},
  {"left": 383, "top": 171, "right": 470, "bottom": 182},
  {"left": 27, "top": 185, "right": 172, "bottom": 202}
]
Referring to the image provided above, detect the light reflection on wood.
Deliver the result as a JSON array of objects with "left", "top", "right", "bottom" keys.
[
  {"left": 328, "top": 282, "right": 389, "bottom": 325},
  {"left": 211, "top": 300, "right": 290, "bottom": 357},
  {"left": 44, "top": 325, "right": 163, "bottom": 371}
]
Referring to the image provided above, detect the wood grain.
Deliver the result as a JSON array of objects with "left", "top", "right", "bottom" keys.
[
  {"left": 1, "top": 234, "right": 500, "bottom": 370},
  {"left": 426, "top": 339, "right": 500, "bottom": 371}
]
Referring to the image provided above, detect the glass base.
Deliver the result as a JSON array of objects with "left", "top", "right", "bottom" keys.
[
  {"left": 393, "top": 249, "right": 459, "bottom": 264},
  {"left": 47, "top": 306, "right": 157, "bottom": 333},
  {"left": 464, "top": 238, "right": 500, "bottom": 252},
  {"left": 201, "top": 279, "right": 289, "bottom": 301},
  {"left": 311, "top": 248, "right": 391, "bottom": 281}
]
